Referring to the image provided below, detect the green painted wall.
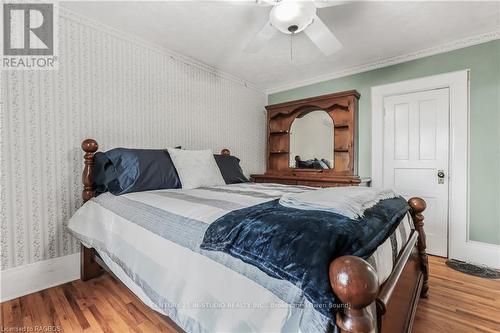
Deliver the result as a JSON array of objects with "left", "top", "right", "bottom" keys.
[{"left": 269, "top": 40, "right": 500, "bottom": 245}]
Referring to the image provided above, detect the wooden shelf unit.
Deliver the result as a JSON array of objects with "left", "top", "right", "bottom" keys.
[{"left": 253, "top": 90, "right": 368, "bottom": 187}]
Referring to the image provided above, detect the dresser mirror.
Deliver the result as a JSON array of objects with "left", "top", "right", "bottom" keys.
[{"left": 289, "top": 111, "right": 334, "bottom": 169}]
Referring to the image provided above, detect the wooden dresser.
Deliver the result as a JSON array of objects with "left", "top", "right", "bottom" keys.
[{"left": 251, "top": 90, "right": 370, "bottom": 187}]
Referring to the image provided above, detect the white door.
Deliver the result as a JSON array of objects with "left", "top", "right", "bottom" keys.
[{"left": 383, "top": 88, "right": 449, "bottom": 257}]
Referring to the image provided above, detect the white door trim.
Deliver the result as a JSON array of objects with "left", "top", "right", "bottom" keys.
[{"left": 371, "top": 70, "right": 500, "bottom": 268}]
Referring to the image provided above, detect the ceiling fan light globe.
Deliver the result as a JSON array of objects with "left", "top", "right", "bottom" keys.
[
  {"left": 269, "top": 1, "right": 316, "bottom": 34},
  {"left": 272, "top": 1, "right": 301, "bottom": 21}
]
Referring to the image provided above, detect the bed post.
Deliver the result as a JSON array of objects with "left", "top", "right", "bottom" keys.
[
  {"left": 330, "top": 256, "right": 379, "bottom": 333},
  {"left": 82, "top": 139, "right": 98, "bottom": 202},
  {"left": 408, "top": 197, "right": 429, "bottom": 298},
  {"left": 80, "top": 139, "right": 103, "bottom": 281}
]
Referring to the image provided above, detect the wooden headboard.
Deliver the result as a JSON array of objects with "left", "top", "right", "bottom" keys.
[{"left": 80, "top": 138, "right": 231, "bottom": 203}]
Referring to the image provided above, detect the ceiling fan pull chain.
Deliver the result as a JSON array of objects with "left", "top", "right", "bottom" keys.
[{"left": 287, "top": 24, "right": 298, "bottom": 62}]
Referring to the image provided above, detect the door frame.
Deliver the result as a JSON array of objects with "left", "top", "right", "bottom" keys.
[{"left": 371, "top": 70, "right": 499, "bottom": 268}]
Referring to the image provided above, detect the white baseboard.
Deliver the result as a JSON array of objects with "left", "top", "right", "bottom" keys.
[
  {"left": 0, "top": 253, "right": 80, "bottom": 302},
  {"left": 451, "top": 240, "right": 500, "bottom": 269}
]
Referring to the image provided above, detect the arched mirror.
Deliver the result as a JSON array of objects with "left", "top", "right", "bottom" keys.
[{"left": 289, "top": 110, "right": 334, "bottom": 169}]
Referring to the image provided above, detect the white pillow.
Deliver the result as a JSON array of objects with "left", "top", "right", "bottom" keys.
[{"left": 167, "top": 148, "right": 225, "bottom": 189}]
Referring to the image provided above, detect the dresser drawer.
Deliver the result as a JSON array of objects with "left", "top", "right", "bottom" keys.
[
  {"left": 296, "top": 181, "right": 343, "bottom": 188},
  {"left": 275, "top": 179, "right": 298, "bottom": 185},
  {"left": 253, "top": 177, "right": 297, "bottom": 186},
  {"left": 251, "top": 175, "right": 369, "bottom": 187}
]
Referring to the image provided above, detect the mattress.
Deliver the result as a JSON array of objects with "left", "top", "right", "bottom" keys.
[{"left": 68, "top": 183, "right": 413, "bottom": 333}]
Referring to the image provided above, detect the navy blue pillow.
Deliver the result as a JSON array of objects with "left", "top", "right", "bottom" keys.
[
  {"left": 214, "top": 154, "right": 249, "bottom": 184},
  {"left": 93, "top": 148, "right": 181, "bottom": 195},
  {"left": 93, "top": 152, "right": 115, "bottom": 194}
]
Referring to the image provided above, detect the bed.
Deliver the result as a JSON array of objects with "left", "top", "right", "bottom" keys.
[{"left": 73, "top": 139, "right": 429, "bottom": 333}]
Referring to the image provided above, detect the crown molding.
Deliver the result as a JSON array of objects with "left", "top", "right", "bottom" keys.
[
  {"left": 58, "top": 6, "right": 265, "bottom": 94},
  {"left": 266, "top": 29, "right": 500, "bottom": 95}
]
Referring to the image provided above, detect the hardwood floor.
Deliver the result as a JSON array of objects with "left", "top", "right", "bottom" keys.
[
  {"left": 1, "top": 256, "right": 499, "bottom": 332},
  {"left": 412, "top": 256, "right": 500, "bottom": 333},
  {"left": 0, "top": 272, "right": 181, "bottom": 333}
]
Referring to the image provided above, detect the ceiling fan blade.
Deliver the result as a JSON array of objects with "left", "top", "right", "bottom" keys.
[
  {"left": 304, "top": 15, "right": 342, "bottom": 55},
  {"left": 313, "top": 0, "right": 349, "bottom": 8},
  {"left": 244, "top": 21, "right": 277, "bottom": 53}
]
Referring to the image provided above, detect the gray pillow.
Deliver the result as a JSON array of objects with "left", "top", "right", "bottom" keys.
[{"left": 214, "top": 154, "right": 249, "bottom": 184}]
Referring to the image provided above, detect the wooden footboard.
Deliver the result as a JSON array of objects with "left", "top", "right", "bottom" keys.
[
  {"left": 79, "top": 138, "right": 428, "bottom": 333},
  {"left": 330, "top": 198, "right": 428, "bottom": 333}
]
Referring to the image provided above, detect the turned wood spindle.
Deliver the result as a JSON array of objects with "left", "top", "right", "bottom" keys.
[
  {"left": 81, "top": 139, "right": 98, "bottom": 203},
  {"left": 80, "top": 138, "right": 102, "bottom": 281},
  {"left": 408, "top": 197, "right": 429, "bottom": 298}
]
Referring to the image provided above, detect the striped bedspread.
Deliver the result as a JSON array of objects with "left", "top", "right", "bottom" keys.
[{"left": 68, "top": 183, "right": 413, "bottom": 333}]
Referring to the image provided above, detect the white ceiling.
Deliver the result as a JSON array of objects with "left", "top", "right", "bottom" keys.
[{"left": 62, "top": 1, "right": 500, "bottom": 91}]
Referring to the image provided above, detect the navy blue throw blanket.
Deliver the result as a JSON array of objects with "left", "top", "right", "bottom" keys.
[{"left": 200, "top": 197, "right": 409, "bottom": 319}]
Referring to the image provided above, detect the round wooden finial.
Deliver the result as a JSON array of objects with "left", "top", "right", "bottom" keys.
[
  {"left": 408, "top": 197, "right": 426, "bottom": 213},
  {"left": 220, "top": 148, "right": 230, "bottom": 156},
  {"left": 329, "top": 256, "right": 378, "bottom": 309},
  {"left": 82, "top": 139, "right": 98, "bottom": 153}
]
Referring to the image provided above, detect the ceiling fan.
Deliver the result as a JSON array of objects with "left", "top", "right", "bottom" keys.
[{"left": 245, "top": 0, "right": 347, "bottom": 56}]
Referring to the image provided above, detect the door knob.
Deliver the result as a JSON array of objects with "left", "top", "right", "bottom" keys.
[{"left": 437, "top": 170, "right": 445, "bottom": 184}]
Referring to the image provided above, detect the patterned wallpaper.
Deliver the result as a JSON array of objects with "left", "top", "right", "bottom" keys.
[{"left": 0, "top": 9, "right": 266, "bottom": 270}]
